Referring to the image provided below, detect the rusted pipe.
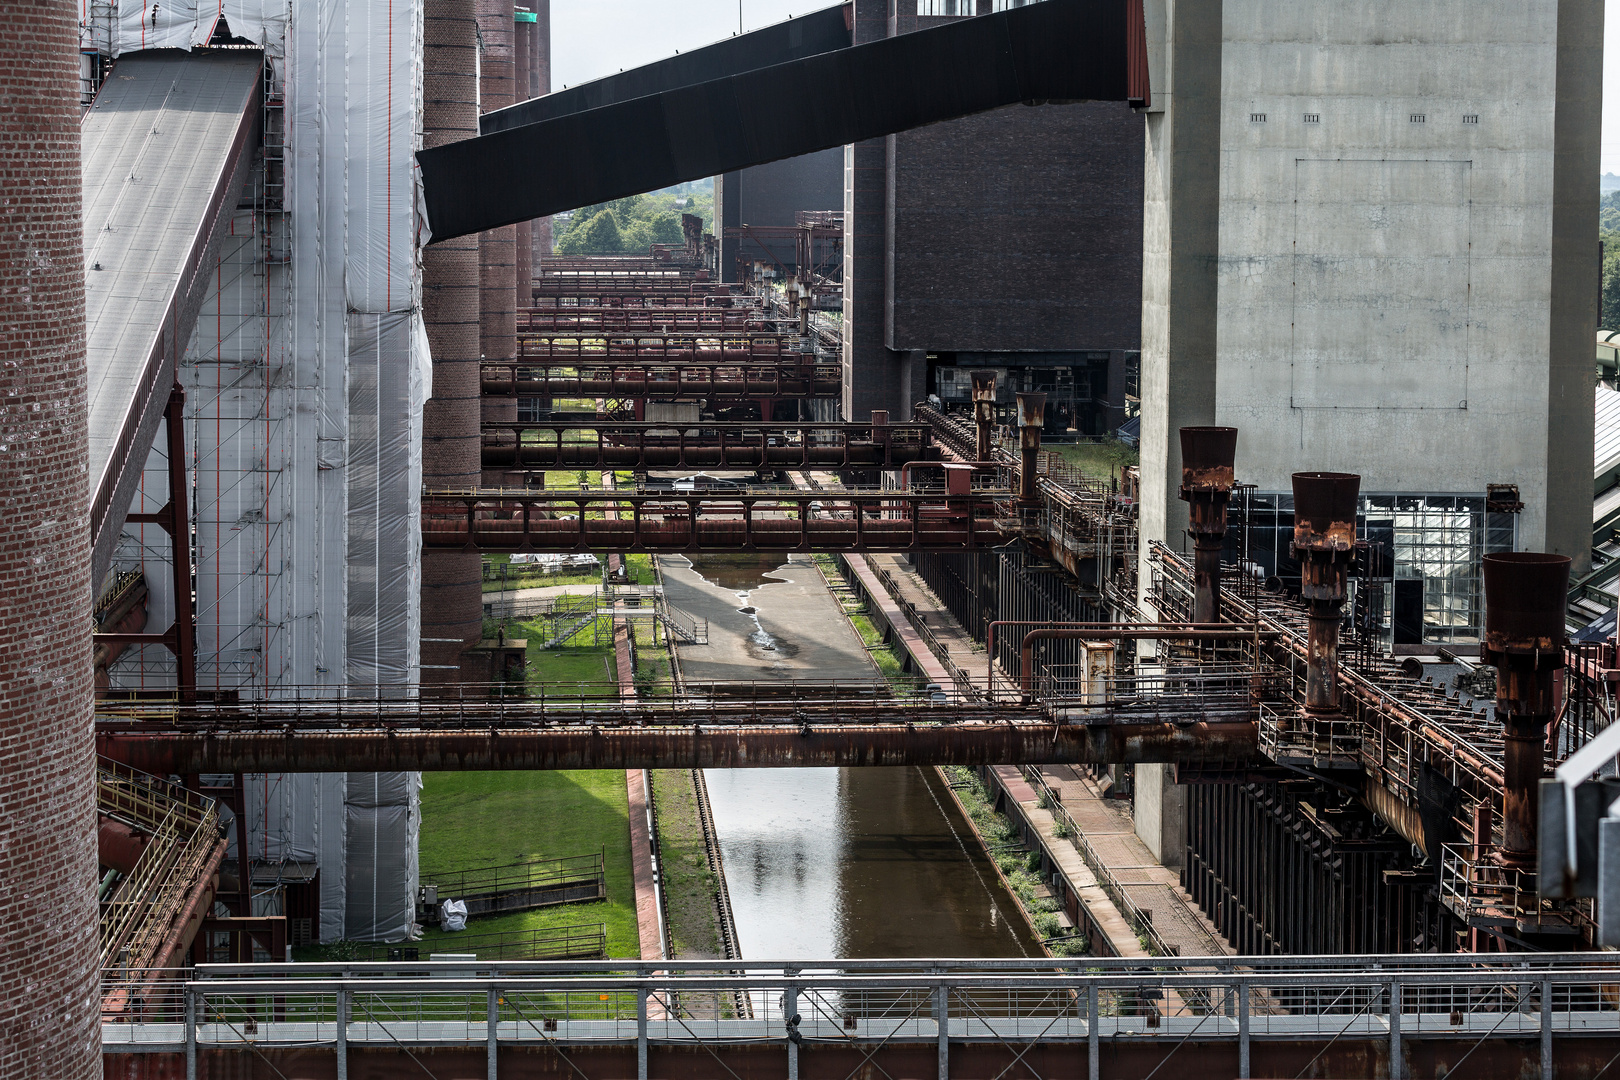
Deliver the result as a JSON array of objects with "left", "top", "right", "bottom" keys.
[
  {"left": 899, "top": 460, "right": 997, "bottom": 490},
  {"left": 1178, "top": 426, "right": 1238, "bottom": 624},
  {"left": 1016, "top": 391, "right": 1045, "bottom": 504},
  {"left": 1019, "top": 627, "right": 1261, "bottom": 704},
  {"left": 971, "top": 369, "right": 997, "bottom": 462},
  {"left": 1482, "top": 551, "right": 1570, "bottom": 871},
  {"left": 95, "top": 720, "right": 1263, "bottom": 774},
  {"left": 1291, "top": 472, "right": 1359, "bottom": 716}
]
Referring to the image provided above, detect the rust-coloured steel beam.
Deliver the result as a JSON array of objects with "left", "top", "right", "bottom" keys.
[
  {"left": 95, "top": 719, "right": 1261, "bottom": 774},
  {"left": 480, "top": 421, "right": 933, "bottom": 471},
  {"left": 517, "top": 310, "right": 761, "bottom": 332},
  {"left": 1179, "top": 426, "right": 1238, "bottom": 625},
  {"left": 421, "top": 488, "right": 1007, "bottom": 553},
  {"left": 513, "top": 333, "right": 801, "bottom": 361},
  {"left": 1482, "top": 551, "right": 1570, "bottom": 870},
  {"left": 480, "top": 360, "right": 840, "bottom": 399}
]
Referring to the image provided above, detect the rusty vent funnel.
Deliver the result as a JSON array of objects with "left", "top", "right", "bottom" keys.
[
  {"left": 1179, "top": 426, "right": 1238, "bottom": 489},
  {"left": 1291, "top": 472, "right": 1360, "bottom": 543},
  {"left": 1482, "top": 551, "right": 1570, "bottom": 871},
  {"left": 1483, "top": 552, "right": 1570, "bottom": 650},
  {"left": 1179, "top": 426, "right": 1238, "bottom": 623}
]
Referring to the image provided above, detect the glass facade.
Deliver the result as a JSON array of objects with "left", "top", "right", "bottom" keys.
[{"left": 1224, "top": 492, "right": 1517, "bottom": 646}]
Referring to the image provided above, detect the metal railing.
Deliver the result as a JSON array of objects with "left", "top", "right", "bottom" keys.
[
  {"left": 1018, "top": 767, "right": 1227, "bottom": 961},
  {"left": 363, "top": 924, "right": 607, "bottom": 963},
  {"left": 98, "top": 759, "right": 224, "bottom": 974},
  {"left": 855, "top": 554, "right": 979, "bottom": 695},
  {"left": 103, "top": 955, "right": 1620, "bottom": 1078},
  {"left": 422, "top": 853, "right": 608, "bottom": 915}
]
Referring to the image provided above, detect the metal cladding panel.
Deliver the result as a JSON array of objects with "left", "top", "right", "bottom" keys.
[
  {"left": 479, "top": 2, "right": 852, "bottom": 134},
  {"left": 419, "top": 0, "right": 1128, "bottom": 241}
]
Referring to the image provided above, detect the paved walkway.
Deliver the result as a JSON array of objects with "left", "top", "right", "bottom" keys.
[
  {"left": 1026, "top": 764, "right": 1234, "bottom": 957},
  {"left": 863, "top": 553, "right": 1010, "bottom": 694}
]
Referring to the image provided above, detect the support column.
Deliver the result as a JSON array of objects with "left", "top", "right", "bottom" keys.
[
  {"left": 421, "top": 0, "right": 486, "bottom": 687},
  {"left": 479, "top": 0, "right": 519, "bottom": 489},
  {"left": 0, "top": 4, "right": 100, "bottom": 1076}
]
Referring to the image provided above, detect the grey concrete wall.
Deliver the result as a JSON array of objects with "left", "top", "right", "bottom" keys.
[
  {"left": 1137, "top": 0, "right": 1223, "bottom": 603},
  {"left": 885, "top": 102, "right": 1144, "bottom": 355},
  {"left": 1209, "top": 0, "right": 1594, "bottom": 563}
]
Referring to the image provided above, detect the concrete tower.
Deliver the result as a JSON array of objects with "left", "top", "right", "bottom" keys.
[{"left": 0, "top": 4, "right": 101, "bottom": 1075}]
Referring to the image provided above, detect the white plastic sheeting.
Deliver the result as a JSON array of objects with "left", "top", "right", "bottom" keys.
[
  {"left": 100, "top": 0, "right": 428, "bottom": 943},
  {"left": 88, "top": 0, "right": 290, "bottom": 55}
]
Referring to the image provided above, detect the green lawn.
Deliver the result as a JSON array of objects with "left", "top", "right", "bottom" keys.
[
  {"left": 1049, "top": 439, "right": 1139, "bottom": 481},
  {"left": 419, "top": 770, "right": 642, "bottom": 959}
]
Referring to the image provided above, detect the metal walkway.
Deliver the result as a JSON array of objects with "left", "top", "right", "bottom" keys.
[
  {"left": 101, "top": 955, "right": 1620, "bottom": 1079},
  {"left": 82, "top": 49, "right": 263, "bottom": 583}
]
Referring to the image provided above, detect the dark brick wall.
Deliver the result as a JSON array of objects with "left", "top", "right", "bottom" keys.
[
  {"left": 0, "top": 4, "right": 101, "bottom": 1075},
  {"left": 886, "top": 101, "right": 1144, "bottom": 354},
  {"left": 716, "top": 149, "right": 842, "bottom": 281}
]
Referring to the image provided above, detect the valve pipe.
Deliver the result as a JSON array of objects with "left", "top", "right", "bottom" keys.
[
  {"left": 1016, "top": 391, "right": 1045, "bottom": 504},
  {"left": 1482, "top": 551, "right": 1570, "bottom": 871},
  {"left": 1291, "top": 472, "right": 1359, "bottom": 717},
  {"left": 971, "top": 369, "right": 998, "bottom": 463},
  {"left": 1178, "top": 426, "right": 1238, "bottom": 625}
]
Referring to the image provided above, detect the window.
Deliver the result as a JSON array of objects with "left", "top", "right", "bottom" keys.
[
  {"left": 1302, "top": 113, "right": 1320, "bottom": 124},
  {"left": 1226, "top": 492, "right": 1514, "bottom": 646},
  {"left": 1410, "top": 113, "right": 1426, "bottom": 123},
  {"left": 1250, "top": 113, "right": 1267, "bottom": 124},
  {"left": 1462, "top": 115, "right": 1479, "bottom": 125}
]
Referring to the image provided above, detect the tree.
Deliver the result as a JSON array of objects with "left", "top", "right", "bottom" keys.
[
  {"left": 1603, "top": 233, "right": 1620, "bottom": 330},
  {"left": 622, "top": 211, "right": 685, "bottom": 254},
  {"left": 556, "top": 209, "right": 623, "bottom": 254}
]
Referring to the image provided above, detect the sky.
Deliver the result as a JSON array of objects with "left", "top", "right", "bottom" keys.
[{"left": 557, "top": 0, "right": 1620, "bottom": 176}]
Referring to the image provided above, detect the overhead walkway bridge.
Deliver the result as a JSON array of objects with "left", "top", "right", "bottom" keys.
[{"left": 102, "top": 955, "right": 1617, "bottom": 1079}]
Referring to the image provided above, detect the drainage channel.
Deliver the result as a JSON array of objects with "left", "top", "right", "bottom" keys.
[{"left": 666, "top": 553, "right": 1041, "bottom": 962}]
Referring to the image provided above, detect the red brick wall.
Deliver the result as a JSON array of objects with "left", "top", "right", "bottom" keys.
[{"left": 0, "top": 4, "right": 101, "bottom": 1077}]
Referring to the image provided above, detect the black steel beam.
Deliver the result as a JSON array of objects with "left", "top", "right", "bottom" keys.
[
  {"left": 419, "top": 0, "right": 1127, "bottom": 241},
  {"left": 96, "top": 719, "right": 1260, "bottom": 774},
  {"left": 480, "top": 4, "right": 853, "bottom": 135}
]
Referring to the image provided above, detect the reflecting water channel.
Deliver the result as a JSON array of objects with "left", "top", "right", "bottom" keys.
[{"left": 681, "top": 555, "right": 1040, "bottom": 961}]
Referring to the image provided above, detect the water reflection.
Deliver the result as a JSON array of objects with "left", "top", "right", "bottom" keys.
[{"left": 707, "top": 766, "right": 1039, "bottom": 960}]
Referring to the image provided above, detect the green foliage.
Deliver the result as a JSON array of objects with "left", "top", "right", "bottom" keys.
[
  {"left": 557, "top": 209, "right": 623, "bottom": 255},
  {"left": 1602, "top": 191, "right": 1620, "bottom": 235},
  {"left": 553, "top": 185, "right": 714, "bottom": 255},
  {"left": 1603, "top": 229, "right": 1620, "bottom": 331}
]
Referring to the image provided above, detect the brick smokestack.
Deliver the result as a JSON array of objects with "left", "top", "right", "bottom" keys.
[
  {"left": 478, "top": 0, "right": 518, "bottom": 488},
  {"left": 512, "top": 8, "right": 533, "bottom": 316},
  {"left": 531, "top": 0, "right": 551, "bottom": 268},
  {"left": 421, "top": 0, "right": 485, "bottom": 686},
  {"left": 0, "top": 4, "right": 101, "bottom": 1076}
]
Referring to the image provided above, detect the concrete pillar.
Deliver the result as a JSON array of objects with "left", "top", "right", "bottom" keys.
[
  {"left": 1136, "top": 0, "right": 1222, "bottom": 613},
  {"left": 421, "top": 0, "right": 486, "bottom": 685},
  {"left": 0, "top": 5, "right": 101, "bottom": 1075},
  {"left": 478, "top": 0, "right": 518, "bottom": 489},
  {"left": 841, "top": 0, "right": 891, "bottom": 424}
]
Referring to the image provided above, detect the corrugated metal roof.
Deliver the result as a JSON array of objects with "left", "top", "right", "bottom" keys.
[
  {"left": 80, "top": 50, "right": 260, "bottom": 579},
  {"left": 1596, "top": 383, "right": 1620, "bottom": 486}
]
